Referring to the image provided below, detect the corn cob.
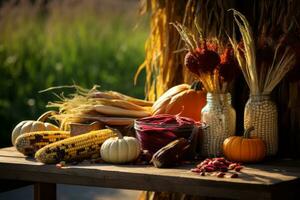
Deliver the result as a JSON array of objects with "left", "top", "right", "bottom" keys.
[
  {"left": 106, "top": 91, "right": 154, "bottom": 106},
  {"left": 93, "top": 105, "right": 150, "bottom": 118},
  {"left": 35, "top": 129, "right": 117, "bottom": 164},
  {"left": 15, "top": 131, "right": 70, "bottom": 156},
  {"left": 66, "top": 115, "right": 136, "bottom": 126},
  {"left": 93, "top": 98, "right": 148, "bottom": 111}
]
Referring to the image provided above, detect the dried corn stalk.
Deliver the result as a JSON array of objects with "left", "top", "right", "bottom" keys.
[
  {"left": 136, "top": 0, "right": 234, "bottom": 101},
  {"left": 229, "top": 9, "right": 296, "bottom": 95},
  {"left": 44, "top": 85, "right": 153, "bottom": 130}
]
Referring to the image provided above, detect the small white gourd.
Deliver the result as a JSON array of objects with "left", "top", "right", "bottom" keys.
[
  {"left": 100, "top": 127, "right": 140, "bottom": 164},
  {"left": 11, "top": 111, "right": 59, "bottom": 145}
]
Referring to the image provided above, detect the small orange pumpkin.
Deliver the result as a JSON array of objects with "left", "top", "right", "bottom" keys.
[
  {"left": 152, "top": 82, "right": 206, "bottom": 121},
  {"left": 223, "top": 127, "right": 266, "bottom": 163}
]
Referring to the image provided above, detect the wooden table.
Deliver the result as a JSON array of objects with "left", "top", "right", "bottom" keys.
[{"left": 0, "top": 147, "right": 299, "bottom": 200}]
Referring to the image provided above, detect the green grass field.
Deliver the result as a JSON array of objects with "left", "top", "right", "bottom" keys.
[{"left": 0, "top": 0, "right": 149, "bottom": 147}]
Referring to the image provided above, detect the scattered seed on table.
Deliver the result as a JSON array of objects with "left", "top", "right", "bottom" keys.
[
  {"left": 191, "top": 168, "right": 201, "bottom": 173},
  {"left": 235, "top": 166, "right": 243, "bottom": 172},
  {"left": 217, "top": 172, "right": 225, "bottom": 178},
  {"left": 230, "top": 173, "right": 239, "bottom": 178}
]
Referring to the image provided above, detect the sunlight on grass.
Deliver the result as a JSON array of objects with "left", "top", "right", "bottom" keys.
[{"left": 0, "top": 0, "right": 149, "bottom": 146}]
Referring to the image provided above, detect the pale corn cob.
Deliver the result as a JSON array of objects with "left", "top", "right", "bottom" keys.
[
  {"left": 15, "top": 131, "right": 70, "bottom": 156},
  {"left": 105, "top": 91, "right": 154, "bottom": 106},
  {"left": 93, "top": 105, "right": 150, "bottom": 118},
  {"left": 93, "top": 98, "right": 148, "bottom": 111},
  {"left": 67, "top": 115, "right": 136, "bottom": 126},
  {"left": 35, "top": 129, "right": 117, "bottom": 164}
]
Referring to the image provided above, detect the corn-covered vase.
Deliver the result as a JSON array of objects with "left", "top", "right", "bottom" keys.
[
  {"left": 201, "top": 93, "right": 236, "bottom": 157},
  {"left": 244, "top": 94, "right": 278, "bottom": 156}
]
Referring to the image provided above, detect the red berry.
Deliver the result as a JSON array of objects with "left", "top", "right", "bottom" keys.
[
  {"left": 191, "top": 168, "right": 201, "bottom": 173},
  {"left": 220, "top": 167, "right": 228, "bottom": 172},
  {"left": 217, "top": 172, "right": 225, "bottom": 178},
  {"left": 230, "top": 173, "right": 239, "bottom": 178},
  {"left": 212, "top": 160, "right": 222, "bottom": 167},
  {"left": 56, "top": 164, "right": 63, "bottom": 169},
  {"left": 235, "top": 166, "right": 243, "bottom": 172},
  {"left": 225, "top": 160, "right": 232, "bottom": 166},
  {"left": 228, "top": 163, "right": 237, "bottom": 170},
  {"left": 205, "top": 166, "right": 216, "bottom": 172},
  {"left": 215, "top": 157, "right": 226, "bottom": 163}
]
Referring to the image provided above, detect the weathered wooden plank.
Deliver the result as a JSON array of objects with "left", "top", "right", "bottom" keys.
[
  {"left": 34, "top": 182, "right": 56, "bottom": 200},
  {"left": 0, "top": 147, "right": 299, "bottom": 199},
  {"left": 0, "top": 147, "right": 26, "bottom": 158},
  {"left": 0, "top": 154, "right": 298, "bottom": 186},
  {"left": 0, "top": 167, "right": 274, "bottom": 199}
]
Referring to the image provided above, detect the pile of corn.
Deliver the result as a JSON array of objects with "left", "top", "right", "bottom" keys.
[
  {"left": 15, "top": 131, "right": 70, "bottom": 156},
  {"left": 14, "top": 129, "right": 117, "bottom": 164},
  {"left": 13, "top": 86, "right": 153, "bottom": 164},
  {"left": 47, "top": 86, "right": 153, "bottom": 130},
  {"left": 35, "top": 129, "right": 117, "bottom": 164}
]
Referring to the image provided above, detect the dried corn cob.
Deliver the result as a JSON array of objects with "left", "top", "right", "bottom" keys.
[
  {"left": 15, "top": 131, "right": 70, "bottom": 156},
  {"left": 68, "top": 115, "right": 135, "bottom": 126},
  {"left": 35, "top": 129, "right": 117, "bottom": 164},
  {"left": 46, "top": 86, "right": 153, "bottom": 127},
  {"left": 93, "top": 98, "right": 148, "bottom": 111},
  {"left": 105, "top": 91, "right": 154, "bottom": 106},
  {"left": 93, "top": 105, "right": 150, "bottom": 118}
]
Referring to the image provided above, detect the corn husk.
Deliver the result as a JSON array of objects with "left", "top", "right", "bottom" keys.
[
  {"left": 229, "top": 10, "right": 296, "bottom": 95},
  {"left": 44, "top": 85, "right": 153, "bottom": 130}
]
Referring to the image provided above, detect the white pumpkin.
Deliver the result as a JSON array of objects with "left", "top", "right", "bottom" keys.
[
  {"left": 11, "top": 111, "right": 59, "bottom": 145},
  {"left": 100, "top": 128, "right": 140, "bottom": 164}
]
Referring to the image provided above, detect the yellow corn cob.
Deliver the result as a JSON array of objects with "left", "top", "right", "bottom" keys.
[
  {"left": 35, "top": 129, "right": 117, "bottom": 164},
  {"left": 15, "top": 131, "right": 70, "bottom": 156}
]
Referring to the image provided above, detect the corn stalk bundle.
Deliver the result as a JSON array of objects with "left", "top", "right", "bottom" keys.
[
  {"left": 228, "top": 9, "right": 298, "bottom": 155},
  {"left": 136, "top": 0, "right": 234, "bottom": 101},
  {"left": 229, "top": 9, "right": 296, "bottom": 95},
  {"left": 43, "top": 85, "right": 153, "bottom": 130},
  {"left": 250, "top": 0, "right": 300, "bottom": 111}
]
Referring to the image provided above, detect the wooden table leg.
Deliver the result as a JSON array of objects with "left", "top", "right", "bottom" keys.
[{"left": 34, "top": 182, "right": 56, "bottom": 200}]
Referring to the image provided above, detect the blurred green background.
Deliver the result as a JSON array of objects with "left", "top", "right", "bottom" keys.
[{"left": 0, "top": 0, "right": 149, "bottom": 147}]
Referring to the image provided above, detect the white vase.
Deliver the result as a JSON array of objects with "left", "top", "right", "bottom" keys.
[
  {"left": 244, "top": 94, "right": 278, "bottom": 156},
  {"left": 201, "top": 93, "right": 236, "bottom": 157}
]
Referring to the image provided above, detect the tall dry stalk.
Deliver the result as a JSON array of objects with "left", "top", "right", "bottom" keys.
[
  {"left": 136, "top": 0, "right": 234, "bottom": 101},
  {"left": 229, "top": 10, "right": 296, "bottom": 95}
]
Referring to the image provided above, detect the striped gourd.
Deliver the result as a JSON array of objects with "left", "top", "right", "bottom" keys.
[
  {"left": 15, "top": 131, "right": 70, "bottom": 156},
  {"left": 35, "top": 129, "right": 117, "bottom": 164}
]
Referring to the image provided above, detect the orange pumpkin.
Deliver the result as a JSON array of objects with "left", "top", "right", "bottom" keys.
[
  {"left": 152, "top": 82, "right": 206, "bottom": 121},
  {"left": 223, "top": 127, "right": 266, "bottom": 163}
]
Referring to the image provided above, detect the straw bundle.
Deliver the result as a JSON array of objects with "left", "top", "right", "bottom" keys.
[
  {"left": 43, "top": 85, "right": 153, "bottom": 130},
  {"left": 229, "top": 10, "right": 296, "bottom": 95},
  {"left": 136, "top": 0, "right": 234, "bottom": 101}
]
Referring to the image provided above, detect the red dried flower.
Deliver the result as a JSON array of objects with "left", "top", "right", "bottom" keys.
[
  {"left": 184, "top": 41, "right": 220, "bottom": 76},
  {"left": 218, "top": 46, "right": 240, "bottom": 82},
  {"left": 220, "top": 46, "right": 234, "bottom": 64},
  {"left": 184, "top": 52, "right": 200, "bottom": 76}
]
